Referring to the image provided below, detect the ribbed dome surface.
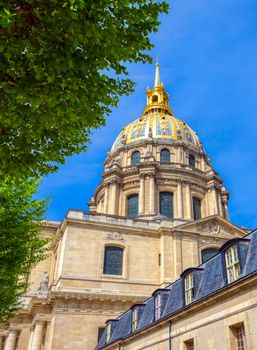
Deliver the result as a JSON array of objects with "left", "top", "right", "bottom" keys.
[{"left": 111, "top": 113, "right": 201, "bottom": 151}]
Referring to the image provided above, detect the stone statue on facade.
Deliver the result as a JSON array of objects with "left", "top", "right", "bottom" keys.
[{"left": 37, "top": 272, "right": 49, "bottom": 298}]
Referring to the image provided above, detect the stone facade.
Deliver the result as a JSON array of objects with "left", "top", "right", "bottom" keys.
[
  {"left": 0, "top": 65, "right": 248, "bottom": 350},
  {"left": 95, "top": 230, "right": 257, "bottom": 350}
]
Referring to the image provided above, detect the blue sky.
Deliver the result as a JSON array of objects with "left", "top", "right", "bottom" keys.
[{"left": 39, "top": 0, "right": 257, "bottom": 229}]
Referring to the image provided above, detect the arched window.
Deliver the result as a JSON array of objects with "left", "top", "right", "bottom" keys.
[
  {"left": 201, "top": 248, "right": 219, "bottom": 263},
  {"left": 159, "top": 192, "right": 173, "bottom": 219},
  {"left": 131, "top": 151, "right": 140, "bottom": 165},
  {"left": 189, "top": 154, "right": 195, "bottom": 167},
  {"left": 103, "top": 246, "right": 123, "bottom": 275},
  {"left": 127, "top": 194, "right": 138, "bottom": 219},
  {"left": 154, "top": 293, "right": 161, "bottom": 321},
  {"left": 152, "top": 95, "right": 158, "bottom": 103},
  {"left": 160, "top": 148, "right": 170, "bottom": 163},
  {"left": 193, "top": 197, "right": 201, "bottom": 220},
  {"left": 225, "top": 245, "right": 240, "bottom": 283}
]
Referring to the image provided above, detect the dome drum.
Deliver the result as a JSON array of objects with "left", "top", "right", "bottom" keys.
[{"left": 89, "top": 63, "right": 230, "bottom": 223}]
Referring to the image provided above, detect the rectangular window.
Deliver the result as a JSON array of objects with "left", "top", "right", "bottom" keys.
[
  {"left": 193, "top": 197, "right": 201, "bottom": 220},
  {"left": 132, "top": 308, "right": 138, "bottom": 332},
  {"left": 225, "top": 245, "right": 240, "bottom": 283},
  {"left": 154, "top": 293, "right": 161, "bottom": 320},
  {"left": 127, "top": 194, "right": 139, "bottom": 219},
  {"left": 184, "top": 339, "right": 194, "bottom": 350},
  {"left": 230, "top": 324, "right": 246, "bottom": 350},
  {"left": 185, "top": 273, "right": 194, "bottom": 305},
  {"left": 103, "top": 246, "right": 123, "bottom": 275},
  {"left": 160, "top": 192, "right": 173, "bottom": 219},
  {"left": 106, "top": 323, "right": 111, "bottom": 343}
]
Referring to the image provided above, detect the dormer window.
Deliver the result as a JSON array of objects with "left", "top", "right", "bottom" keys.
[
  {"left": 131, "top": 308, "right": 138, "bottom": 332},
  {"left": 154, "top": 293, "right": 161, "bottom": 320},
  {"left": 106, "top": 323, "right": 111, "bottom": 343},
  {"left": 225, "top": 245, "right": 240, "bottom": 283},
  {"left": 185, "top": 273, "right": 194, "bottom": 305}
]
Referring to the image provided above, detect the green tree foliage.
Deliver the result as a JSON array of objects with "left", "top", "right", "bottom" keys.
[
  {"left": 0, "top": 0, "right": 169, "bottom": 177},
  {"left": 0, "top": 176, "right": 48, "bottom": 323}
]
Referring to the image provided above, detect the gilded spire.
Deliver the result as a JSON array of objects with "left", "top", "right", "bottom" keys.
[
  {"left": 154, "top": 58, "right": 161, "bottom": 86},
  {"left": 143, "top": 61, "right": 173, "bottom": 116}
]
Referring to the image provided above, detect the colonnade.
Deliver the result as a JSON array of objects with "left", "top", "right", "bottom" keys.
[
  {"left": 99, "top": 173, "right": 226, "bottom": 220},
  {"left": 1, "top": 321, "right": 47, "bottom": 350}
]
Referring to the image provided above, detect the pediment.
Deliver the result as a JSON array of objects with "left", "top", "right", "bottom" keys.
[{"left": 175, "top": 215, "right": 246, "bottom": 239}]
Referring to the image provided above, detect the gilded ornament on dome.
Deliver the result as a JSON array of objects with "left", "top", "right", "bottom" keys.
[
  {"left": 156, "top": 115, "right": 172, "bottom": 136},
  {"left": 177, "top": 129, "right": 182, "bottom": 141},
  {"left": 131, "top": 120, "right": 146, "bottom": 139}
]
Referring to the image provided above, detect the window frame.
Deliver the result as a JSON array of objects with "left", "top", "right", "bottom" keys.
[
  {"left": 106, "top": 323, "right": 111, "bottom": 343},
  {"left": 160, "top": 148, "right": 170, "bottom": 163},
  {"left": 159, "top": 192, "right": 174, "bottom": 219},
  {"left": 230, "top": 323, "right": 246, "bottom": 350},
  {"left": 192, "top": 196, "right": 201, "bottom": 220},
  {"left": 225, "top": 244, "right": 240, "bottom": 284},
  {"left": 103, "top": 245, "right": 124, "bottom": 276},
  {"left": 184, "top": 273, "right": 194, "bottom": 306},
  {"left": 127, "top": 194, "right": 139, "bottom": 219},
  {"left": 188, "top": 154, "right": 196, "bottom": 167},
  {"left": 131, "top": 151, "right": 141, "bottom": 165},
  {"left": 154, "top": 293, "right": 162, "bottom": 321},
  {"left": 131, "top": 307, "right": 138, "bottom": 332}
]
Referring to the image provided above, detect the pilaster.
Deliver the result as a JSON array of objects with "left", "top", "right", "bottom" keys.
[
  {"left": 109, "top": 180, "right": 120, "bottom": 215},
  {"left": 138, "top": 174, "right": 145, "bottom": 215},
  {"left": 177, "top": 181, "right": 183, "bottom": 218},
  {"left": 149, "top": 173, "right": 155, "bottom": 214},
  {"left": 103, "top": 183, "right": 110, "bottom": 214},
  {"left": 184, "top": 182, "right": 192, "bottom": 219},
  {"left": 173, "top": 233, "right": 183, "bottom": 278}
]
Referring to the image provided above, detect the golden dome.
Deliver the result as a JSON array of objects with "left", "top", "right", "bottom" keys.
[{"left": 111, "top": 63, "right": 202, "bottom": 152}]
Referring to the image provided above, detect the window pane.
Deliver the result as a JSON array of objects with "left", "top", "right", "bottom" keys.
[
  {"left": 131, "top": 151, "right": 140, "bottom": 165},
  {"left": 225, "top": 245, "right": 240, "bottom": 283},
  {"left": 189, "top": 155, "right": 195, "bottom": 167},
  {"left": 160, "top": 149, "right": 170, "bottom": 163},
  {"left": 236, "top": 325, "right": 245, "bottom": 350},
  {"left": 127, "top": 195, "right": 139, "bottom": 219},
  {"left": 160, "top": 192, "right": 173, "bottom": 219},
  {"left": 185, "top": 273, "right": 194, "bottom": 305},
  {"left": 193, "top": 197, "right": 201, "bottom": 220},
  {"left": 155, "top": 294, "right": 161, "bottom": 320},
  {"left": 132, "top": 308, "right": 138, "bottom": 332},
  {"left": 106, "top": 323, "right": 111, "bottom": 342},
  {"left": 201, "top": 248, "right": 219, "bottom": 263},
  {"left": 103, "top": 246, "right": 123, "bottom": 275}
]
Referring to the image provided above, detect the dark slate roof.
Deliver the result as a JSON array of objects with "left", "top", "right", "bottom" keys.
[{"left": 95, "top": 229, "right": 257, "bottom": 350}]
